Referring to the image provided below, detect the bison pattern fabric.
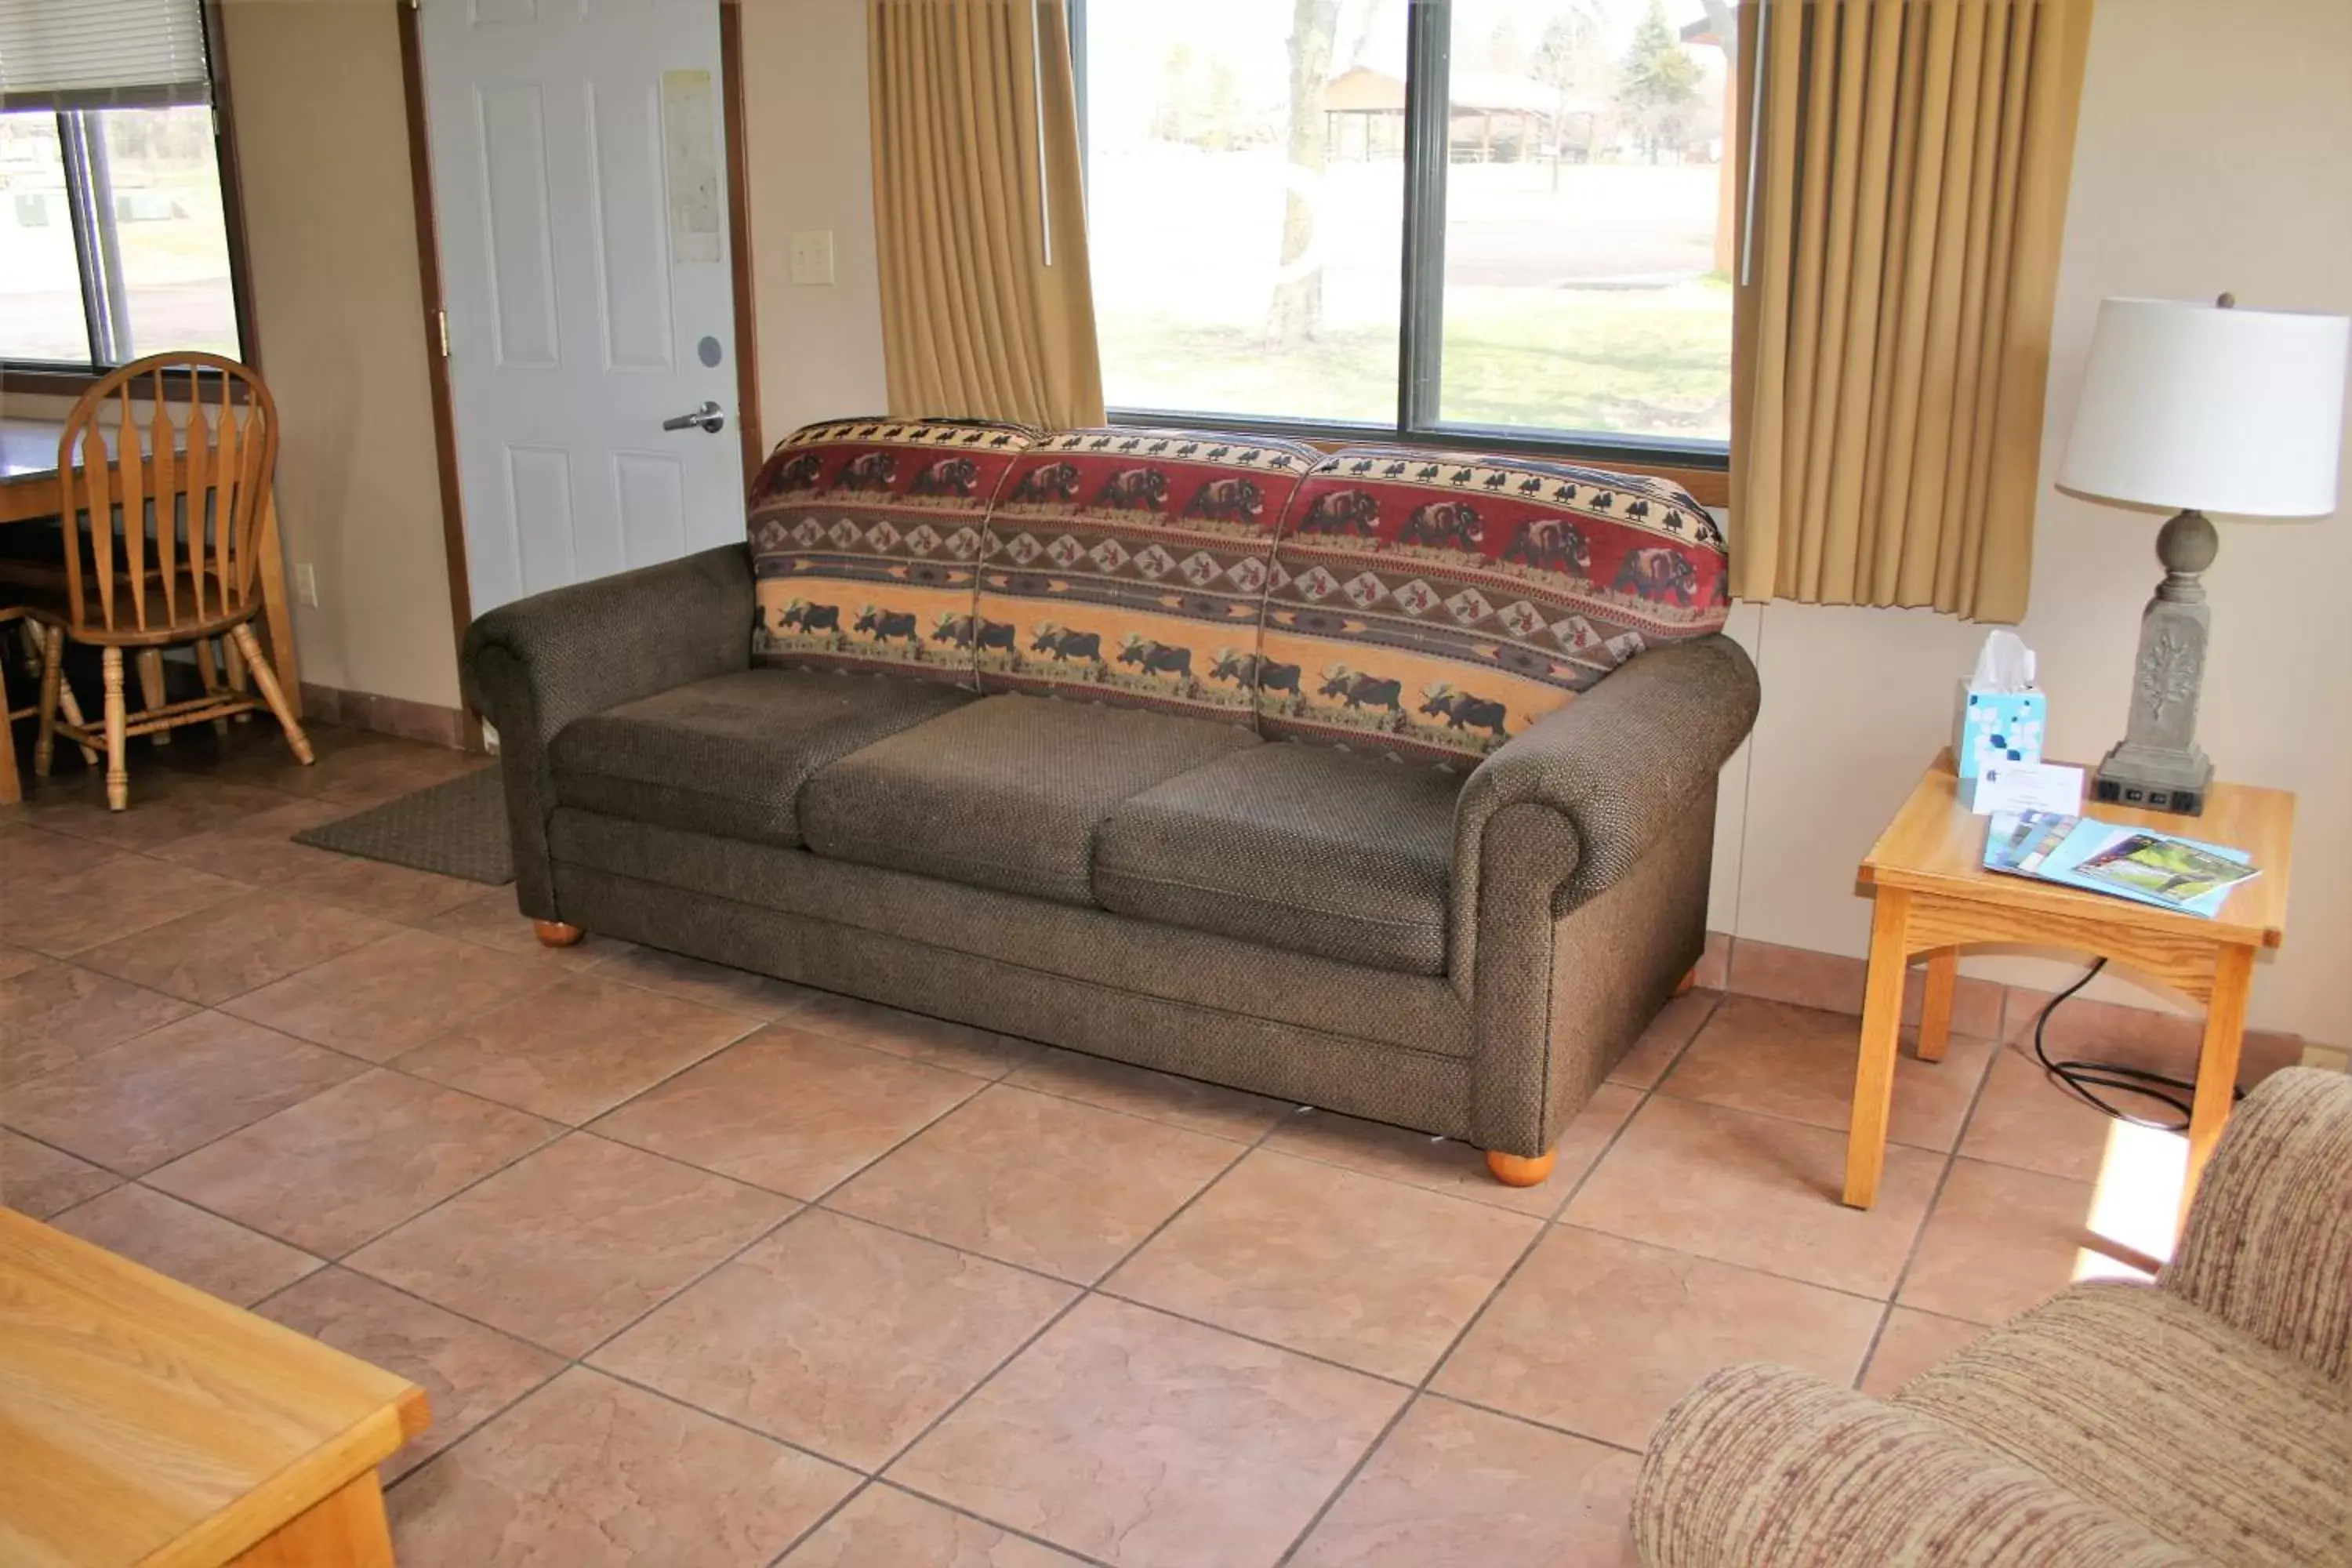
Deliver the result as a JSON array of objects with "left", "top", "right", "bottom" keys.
[
  {"left": 971, "top": 428, "right": 1319, "bottom": 723},
  {"left": 746, "top": 417, "right": 1037, "bottom": 684},
  {"left": 1257, "top": 446, "right": 1730, "bottom": 765}
]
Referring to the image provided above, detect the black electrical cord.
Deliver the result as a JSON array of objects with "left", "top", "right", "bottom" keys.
[{"left": 2028, "top": 957, "right": 2241, "bottom": 1131}]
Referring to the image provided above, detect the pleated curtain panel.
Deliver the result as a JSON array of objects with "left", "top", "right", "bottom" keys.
[
  {"left": 867, "top": 0, "right": 1104, "bottom": 430},
  {"left": 1731, "top": 0, "right": 2095, "bottom": 622}
]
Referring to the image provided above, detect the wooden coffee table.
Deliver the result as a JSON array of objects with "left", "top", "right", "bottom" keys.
[
  {"left": 1846, "top": 751, "right": 2293, "bottom": 1219},
  {"left": 0, "top": 1209, "right": 428, "bottom": 1566}
]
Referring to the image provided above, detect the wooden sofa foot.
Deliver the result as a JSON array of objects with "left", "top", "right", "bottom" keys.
[
  {"left": 1674, "top": 967, "right": 1697, "bottom": 996},
  {"left": 1484, "top": 1147, "right": 1557, "bottom": 1188},
  {"left": 533, "top": 920, "right": 586, "bottom": 948}
]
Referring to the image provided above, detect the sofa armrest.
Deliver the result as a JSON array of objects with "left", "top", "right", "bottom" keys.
[
  {"left": 1635, "top": 1363, "right": 2202, "bottom": 1568},
  {"left": 1452, "top": 634, "right": 1758, "bottom": 922},
  {"left": 462, "top": 544, "right": 754, "bottom": 918},
  {"left": 2161, "top": 1066, "right": 2352, "bottom": 1384}
]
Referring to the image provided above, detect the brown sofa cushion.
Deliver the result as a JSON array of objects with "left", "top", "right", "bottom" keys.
[
  {"left": 746, "top": 417, "right": 1036, "bottom": 684},
  {"left": 1093, "top": 744, "right": 1460, "bottom": 975},
  {"left": 797, "top": 691, "right": 1260, "bottom": 906},
  {"left": 550, "top": 668, "right": 975, "bottom": 848}
]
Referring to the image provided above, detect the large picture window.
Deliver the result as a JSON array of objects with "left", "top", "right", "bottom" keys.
[
  {"left": 0, "top": 0, "right": 244, "bottom": 372},
  {"left": 1077, "top": 0, "right": 1735, "bottom": 462}
]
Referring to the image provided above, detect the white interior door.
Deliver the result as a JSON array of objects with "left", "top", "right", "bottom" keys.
[{"left": 419, "top": 0, "right": 742, "bottom": 615}]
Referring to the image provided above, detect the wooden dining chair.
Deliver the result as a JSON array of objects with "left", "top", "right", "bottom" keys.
[{"left": 23, "top": 354, "right": 312, "bottom": 811}]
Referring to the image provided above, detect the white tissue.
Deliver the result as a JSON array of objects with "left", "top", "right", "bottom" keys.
[{"left": 1969, "top": 630, "right": 2038, "bottom": 691}]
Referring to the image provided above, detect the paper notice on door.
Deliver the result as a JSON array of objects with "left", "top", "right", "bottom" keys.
[{"left": 661, "top": 68, "right": 721, "bottom": 265}]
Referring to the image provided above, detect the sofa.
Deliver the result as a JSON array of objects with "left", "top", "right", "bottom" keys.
[
  {"left": 464, "top": 417, "right": 1758, "bottom": 1185},
  {"left": 1635, "top": 1066, "right": 2352, "bottom": 1566}
]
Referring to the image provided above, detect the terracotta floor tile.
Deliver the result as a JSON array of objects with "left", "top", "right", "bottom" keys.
[
  {"left": 50, "top": 1184, "right": 321, "bottom": 1305},
  {"left": 278, "top": 855, "right": 496, "bottom": 926},
  {"left": 1289, "top": 1396, "right": 1641, "bottom": 1568},
  {"left": 1608, "top": 990, "right": 1721, "bottom": 1089},
  {"left": 1658, "top": 995, "right": 1997, "bottom": 1152},
  {"left": 0, "top": 824, "right": 103, "bottom": 895},
  {"left": 1263, "top": 1083, "right": 1645, "bottom": 1219},
  {"left": 779, "top": 1485, "right": 1087, "bottom": 1567},
  {"left": 259, "top": 1268, "right": 564, "bottom": 1481},
  {"left": 1859, "top": 1308, "right": 1990, "bottom": 1398},
  {"left": 595, "top": 1208, "right": 1075, "bottom": 1471},
  {"left": 1563, "top": 1097, "right": 1942, "bottom": 1298},
  {"left": 74, "top": 891, "right": 401, "bottom": 1006},
  {"left": 828, "top": 1085, "right": 1242, "bottom": 1283},
  {"left": 0, "top": 942, "right": 42, "bottom": 981},
  {"left": 591, "top": 1026, "right": 984, "bottom": 1198},
  {"left": 347, "top": 1133, "right": 793, "bottom": 1356},
  {"left": 1726, "top": 937, "right": 1865, "bottom": 1014},
  {"left": 0, "top": 956, "right": 195, "bottom": 1088},
  {"left": 789, "top": 990, "right": 1039, "bottom": 1079},
  {"left": 0, "top": 1127, "right": 119, "bottom": 1218},
  {"left": 890, "top": 1295, "right": 1404, "bottom": 1568},
  {"left": 1960, "top": 1045, "right": 2188, "bottom": 1183},
  {"left": 594, "top": 945, "right": 818, "bottom": 1020},
  {"left": 1898, "top": 1157, "right": 2160, "bottom": 1327},
  {"left": 150, "top": 1069, "right": 561, "bottom": 1255},
  {"left": 295, "top": 742, "right": 490, "bottom": 808},
  {"left": 9, "top": 774, "right": 292, "bottom": 855},
  {"left": 0, "top": 851, "right": 245, "bottom": 957},
  {"left": 1107, "top": 1149, "right": 1538, "bottom": 1382},
  {"left": 388, "top": 1367, "right": 857, "bottom": 1567},
  {"left": 1005, "top": 1047, "right": 1293, "bottom": 1142},
  {"left": 143, "top": 795, "right": 351, "bottom": 884},
  {"left": 1432, "top": 1225, "right": 1880, "bottom": 1448},
  {"left": 221, "top": 928, "right": 564, "bottom": 1063},
  {"left": 2, "top": 1010, "right": 365, "bottom": 1174},
  {"left": 195, "top": 727, "right": 416, "bottom": 798},
  {"left": 391, "top": 971, "right": 754, "bottom": 1124},
  {"left": 421, "top": 887, "right": 635, "bottom": 965}
]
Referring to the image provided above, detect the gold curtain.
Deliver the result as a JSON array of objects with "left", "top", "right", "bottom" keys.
[
  {"left": 1730, "top": 0, "right": 2094, "bottom": 621},
  {"left": 867, "top": 0, "right": 1104, "bottom": 430}
]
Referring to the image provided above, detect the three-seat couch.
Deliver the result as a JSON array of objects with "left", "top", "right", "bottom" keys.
[{"left": 463, "top": 418, "right": 1759, "bottom": 1185}]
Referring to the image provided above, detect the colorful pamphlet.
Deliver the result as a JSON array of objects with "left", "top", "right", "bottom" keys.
[{"left": 1982, "top": 811, "right": 2259, "bottom": 919}]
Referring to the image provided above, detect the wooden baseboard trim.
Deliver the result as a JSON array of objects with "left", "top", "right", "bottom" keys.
[{"left": 296, "top": 683, "right": 472, "bottom": 751}]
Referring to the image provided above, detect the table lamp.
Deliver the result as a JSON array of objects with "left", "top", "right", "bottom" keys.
[{"left": 2057, "top": 296, "right": 2350, "bottom": 816}]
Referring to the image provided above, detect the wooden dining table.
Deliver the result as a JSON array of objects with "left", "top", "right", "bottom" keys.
[{"left": 0, "top": 412, "right": 303, "bottom": 731}]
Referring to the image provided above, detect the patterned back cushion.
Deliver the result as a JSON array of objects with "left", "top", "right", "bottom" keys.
[
  {"left": 746, "top": 418, "right": 1039, "bottom": 684},
  {"left": 1258, "top": 447, "right": 1730, "bottom": 764},
  {"left": 971, "top": 428, "right": 1319, "bottom": 723}
]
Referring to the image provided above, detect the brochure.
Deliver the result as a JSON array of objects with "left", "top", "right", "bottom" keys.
[{"left": 1982, "top": 811, "right": 2259, "bottom": 919}]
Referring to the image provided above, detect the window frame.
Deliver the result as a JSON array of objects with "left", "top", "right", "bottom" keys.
[
  {"left": 1070, "top": 0, "right": 1733, "bottom": 499},
  {"left": 1, "top": 0, "right": 257, "bottom": 391}
]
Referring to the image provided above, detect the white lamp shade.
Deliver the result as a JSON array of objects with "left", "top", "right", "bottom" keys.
[{"left": 2058, "top": 297, "right": 2350, "bottom": 517}]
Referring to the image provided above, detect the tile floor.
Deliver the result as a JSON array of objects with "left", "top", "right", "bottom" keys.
[{"left": 1, "top": 724, "right": 2198, "bottom": 1567}]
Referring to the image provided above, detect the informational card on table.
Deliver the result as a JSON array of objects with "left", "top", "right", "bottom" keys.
[{"left": 1969, "top": 760, "right": 2085, "bottom": 817}]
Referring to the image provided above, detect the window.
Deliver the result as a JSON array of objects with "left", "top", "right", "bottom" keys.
[
  {"left": 0, "top": 0, "right": 244, "bottom": 372},
  {"left": 1077, "top": 0, "right": 1735, "bottom": 461}
]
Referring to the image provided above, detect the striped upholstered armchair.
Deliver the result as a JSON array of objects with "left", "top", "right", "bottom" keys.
[{"left": 1633, "top": 1068, "right": 2352, "bottom": 1567}]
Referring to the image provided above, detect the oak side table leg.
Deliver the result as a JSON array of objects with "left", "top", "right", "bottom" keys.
[
  {"left": 228, "top": 1469, "right": 395, "bottom": 1566},
  {"left": 2181, "top": 943, "right": 2256, "bottom": 1225},
  {"left": 1844, "top": 888, "right": 1913, "bottom": 1209},
  {"left": 1916, "top": 947, "right": 1959, "bottom": 1064}
]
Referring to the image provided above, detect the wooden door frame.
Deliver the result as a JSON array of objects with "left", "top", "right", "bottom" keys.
[{"left": 395, "top": 0, "right": 764, "bottom": 747}]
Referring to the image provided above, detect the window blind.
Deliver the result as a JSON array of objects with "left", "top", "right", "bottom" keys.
[{"left": 0, "top": 0, "right": 212, "bottom": 111}]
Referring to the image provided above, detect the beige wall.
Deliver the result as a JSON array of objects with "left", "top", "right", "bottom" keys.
[
  {"left": 218, "top": 0, "right": 458, "bottom": 710},
  {"left": 47, "top": 0, "right": 2334, "bottom": 1039},
  {"left": 1704, "top": 0, "right": 2352, "bottom": 1047}
]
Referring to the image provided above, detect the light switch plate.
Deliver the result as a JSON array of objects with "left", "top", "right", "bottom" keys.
[
  {"left": 788, "top": 229, "right": 835, "bottom": 286},
  {"left": 294, "top": 562, "right": 319, "bottom": 607}
]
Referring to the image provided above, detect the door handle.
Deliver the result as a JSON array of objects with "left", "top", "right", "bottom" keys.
[{"left": 662, "top": 401, "right": 726, "bottom": 434}]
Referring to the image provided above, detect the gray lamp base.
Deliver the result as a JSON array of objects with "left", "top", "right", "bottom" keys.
[{"left": 2096, "top": 507, "right": 2218, "bottom": 818}]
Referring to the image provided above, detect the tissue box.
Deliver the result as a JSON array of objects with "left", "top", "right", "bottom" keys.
[{"left": 1953, "top": 680, "right": 2047, "bottom": 781}]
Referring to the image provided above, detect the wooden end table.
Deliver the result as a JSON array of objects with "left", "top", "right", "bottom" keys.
[
  {"left": 1845, "top": 750, "right": 2293, "bottom": 1221},
  {"left": 0, "top": 1209, "right": 429, "bottom": 1566}
]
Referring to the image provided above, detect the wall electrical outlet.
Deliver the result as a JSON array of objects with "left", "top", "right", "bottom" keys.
[
  {"left": 294, "top": 563, "right": 320, "bottom": 608},
  {"left": 788, "top": 229, "right": 836, "bottom": 286}
]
